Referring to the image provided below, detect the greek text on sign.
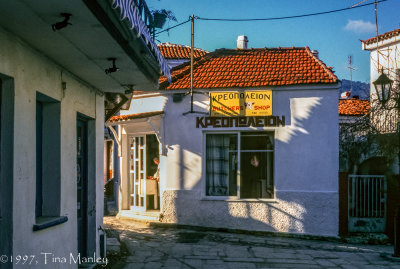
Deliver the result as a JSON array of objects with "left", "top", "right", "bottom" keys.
[{"left": 210, "top": 91, "right": 272, "bottom": 116}]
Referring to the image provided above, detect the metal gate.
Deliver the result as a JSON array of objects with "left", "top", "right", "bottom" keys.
[{"left": 348, "top": 175, "right": 387, "bottom": 232}]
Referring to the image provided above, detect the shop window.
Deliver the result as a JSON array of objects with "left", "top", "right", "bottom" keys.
[
  {"left": 104, "top": 140, "right": 114, "bottom": 199},
  {"left": 106, "top": 140, "right": 114, "bottom": 179},
  {"left": 36, "top": 92, "right": 61, "bottom": 218},
  {"left": 205, "top": 132, "right": 274, "bottom": 199}
]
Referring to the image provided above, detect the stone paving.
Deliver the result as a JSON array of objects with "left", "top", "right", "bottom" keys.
[{"left": 104, "top": 217, "right": 400, "bottom": 269}]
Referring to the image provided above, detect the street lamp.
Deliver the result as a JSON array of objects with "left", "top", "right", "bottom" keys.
[
  {"left": 373, "top": 72, "right": 393, "bottom": 107},
  {"left": 373, "top": 72, "right": 400, "bottom": 257}
]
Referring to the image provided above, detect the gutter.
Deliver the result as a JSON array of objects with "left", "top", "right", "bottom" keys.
[{"left": 83, "top": 0, "right": 169, "bottom": 84}]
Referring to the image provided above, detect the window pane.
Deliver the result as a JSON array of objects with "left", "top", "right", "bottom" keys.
[
  {"left": 240, "top": 151, "right": 274, "bottom": 199},
  {"left": 241, "top": 132, "right": 273, "bottom": 150},
  {"left": 228, "top": 152, "right": 238, "bottom": 196},
  {"left": 206, "top": 134, "right": 237, "bottom": 196}
]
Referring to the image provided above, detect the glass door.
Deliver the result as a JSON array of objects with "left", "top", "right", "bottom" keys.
[{"left": 129, "top": 136, "right": 146, "bottom": 211}]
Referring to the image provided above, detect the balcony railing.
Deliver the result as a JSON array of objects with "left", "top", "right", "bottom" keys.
[
  {"left": 112, "top": 0, "right": 171, "bottom": 81},
  {"left": 132, "top": 0, "right": 155, "bottom": 38}
]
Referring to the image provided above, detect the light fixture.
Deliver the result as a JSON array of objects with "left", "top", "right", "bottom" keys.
[
  {"left": 52, "top": 13, "right": 72, "bottom": 31},
  {"left": 373, "top": 72, "right": 393, "bottom": 106},
  {"left": 105, "top": 58, "right": 119, "bottom": 74}
]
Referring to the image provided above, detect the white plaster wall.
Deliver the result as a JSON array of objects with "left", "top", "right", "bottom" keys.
[
  {"left": 121, "top": 96, "right": 167, "bottom": 115},
  {"left": 366, "top": 40, "right": 399, "bottom": 167},
  {"left": 368, "top": 42, "right": 400, "bottom": 99},
  {"left": 0, "top": 27, "right": 104, "bottom": 268},
  {"left": 161, "top": 87, "right": 338, "bottom": 236},
  {"left": 122, "top": 86, "right": 339, "bottom": 236}
]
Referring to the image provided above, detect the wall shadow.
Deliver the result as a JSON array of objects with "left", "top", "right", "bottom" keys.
[{"left": 158, "top": 95, "right": 334, "bottom": 236}]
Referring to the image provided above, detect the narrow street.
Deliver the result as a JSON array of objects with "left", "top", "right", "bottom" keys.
[{"left": 104, "top": 217, "right": 400, "bottom": 269}]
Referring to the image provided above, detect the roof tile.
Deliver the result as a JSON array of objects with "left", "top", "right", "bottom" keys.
[
  {"left": 362, "top": 28, "right": 400, "bottom": 45},
  {"left": 339, "top": 99, "right": 370, "bottom": 116},
  {"left": 109, "top": 111, "right": 164, "bottom": 123},
  {"left": 158, "top": 43, "right": 208, "bottom": 59},
  {"left": 159, "top": 47, "right": 338, "bottom": 90}
]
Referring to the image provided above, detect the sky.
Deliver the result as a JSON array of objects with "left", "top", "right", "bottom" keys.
[{"left": 147, "top": 0, "right": 400, "bottom": 84}]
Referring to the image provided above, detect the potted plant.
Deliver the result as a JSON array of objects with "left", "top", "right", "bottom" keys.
[{"left": 151, "top": 9, "right": 177, "bottom": 29}]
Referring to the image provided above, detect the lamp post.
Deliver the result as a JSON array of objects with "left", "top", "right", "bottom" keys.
[{"left": 373, "top": 72, "right": 399, "bottom": 257}]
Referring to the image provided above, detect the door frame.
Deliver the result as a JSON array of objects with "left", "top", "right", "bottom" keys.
[
  {"left": 77, "top": 116, "right": 88, "bottom": 256},
  {"left": 0, "top": 75, "right": 14, "bottom": 269}
]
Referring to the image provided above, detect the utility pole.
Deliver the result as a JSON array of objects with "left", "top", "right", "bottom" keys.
[
  {"left": 183, "top": 15, "right": 207, "bottom": 116},
  {"left": 190, "top": 14, "right": 195, "bottom": 113},
  {"left": 374, "top": 0, "right": 380, "bottom": 71}
]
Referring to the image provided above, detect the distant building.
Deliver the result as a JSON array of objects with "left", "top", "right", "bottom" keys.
[
  {"left": 108, "top": 37, "right": 341, "bottom": 237},
  {"left": 338, "top": 97, "right": 370, "bottom": 174},
  {"left": 158, "top": 42, "right": 209, "bottom": 68},
  {"left": 339, "top": 98, "right": 370, "bottom": 124}
]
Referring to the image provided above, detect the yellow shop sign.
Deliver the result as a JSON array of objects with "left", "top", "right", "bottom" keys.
[{"left": 210, "top": 91, "right": 272, "bottom": 116}]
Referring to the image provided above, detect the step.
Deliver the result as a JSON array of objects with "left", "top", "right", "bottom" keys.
[
  {"left": 106, "top": 237, "right": 121, "bottom": 255},
  {"left": 118, "top": 210, "right": 161, "bottom": 222}
]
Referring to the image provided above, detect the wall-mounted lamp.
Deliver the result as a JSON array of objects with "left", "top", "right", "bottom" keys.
[
  {"left": 52, "top": 13, "right": 72, "bottom": 31},
  {"left": 373, "top": 72, "right": 393, "bottom": 107},
  {"left": 105, "top": 58, "right": 119, "bottom": 74}
]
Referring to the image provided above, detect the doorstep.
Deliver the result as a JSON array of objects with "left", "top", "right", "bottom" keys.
[{"left": 117, "top": 210, "right": 161, "bottom": 222}]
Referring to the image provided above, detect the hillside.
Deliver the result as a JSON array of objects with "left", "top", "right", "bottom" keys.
[{"left": 339, "top": 79, "right": 370, "bottom": 100}]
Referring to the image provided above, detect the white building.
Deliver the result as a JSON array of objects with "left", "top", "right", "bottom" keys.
[
  {"left": 359, "top": 28, "right": 400, "bottom": 239},
  {"left": 0, "top": 1, "right": 169, "bottom": 268},
  {"left": 103, "top": 43, "right": 208, "bottom": 213},
  {"left": 108, "top": 40, "right": 341, "bottom": 237},
  {"left": 362, "top": 28, "right": 400, "bottom": 136}
]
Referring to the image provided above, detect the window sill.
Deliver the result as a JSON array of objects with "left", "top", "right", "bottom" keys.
[
  {"left": 33, "top": 216, "right": 68, "bottom": 231},
  {"left": 201, "top": 197, "right": 278, "bottom": 203}
]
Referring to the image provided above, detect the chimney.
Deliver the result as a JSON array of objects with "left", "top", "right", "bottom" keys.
[
  {"left": 311, "top": 50, "right": 319, "bottom": 58},
  {"left": 237, "top": 35, "right": 248, "bottom": 49}
]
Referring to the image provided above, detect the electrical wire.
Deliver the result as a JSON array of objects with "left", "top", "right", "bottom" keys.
[
  {"left": 197, "top": 0, "right": 388, "bottom": 21},
  {"left": 155, "top": 19, "right": 191, "bottom": 35},
  {"left": 154, "top": 0, "right": 388, "bottom": 36}
]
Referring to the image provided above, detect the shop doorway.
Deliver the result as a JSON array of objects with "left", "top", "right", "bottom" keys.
[
  {"left": 129, "top": 134, "right": 160, "bottom": 211},
  {"left": 77, "top": 118, "right": 88, "bottom": 256}
]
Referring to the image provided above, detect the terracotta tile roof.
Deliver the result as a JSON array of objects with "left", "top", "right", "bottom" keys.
[
  {"left": 362, "top": 28, "right": 400, "bottom": 45},
  {"left": 339, "top": 99, "right": 370, "bottom": 116},
  {"left": 158, "top": 43, "right": 209, "bottom": 59},
  {"left": 108, "top": 111, "right": 164, "bottom": 123},
  {"left": 159, "top": 47, "right": 338, "bottom": 90}
]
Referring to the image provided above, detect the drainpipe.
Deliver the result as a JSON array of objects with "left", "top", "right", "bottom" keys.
[{"left": 108, "top": 126, "right": 122, "bottom": 157}]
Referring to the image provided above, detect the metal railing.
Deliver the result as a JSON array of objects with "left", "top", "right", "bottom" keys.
[
  {"left": 348, "top": 175, "right": 386, "bottom": 218},
  {"left": 133, "top": 0, "right": 155, "bottom": 37}
]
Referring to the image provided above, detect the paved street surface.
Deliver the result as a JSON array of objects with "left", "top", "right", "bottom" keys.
[{"left": 104, "top": 217, "right": 400, "bottom": 269}]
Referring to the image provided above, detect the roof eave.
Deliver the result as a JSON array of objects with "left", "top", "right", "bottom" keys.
[{"left": 84, "top": 0, "right": 162, "bottom": 84}]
